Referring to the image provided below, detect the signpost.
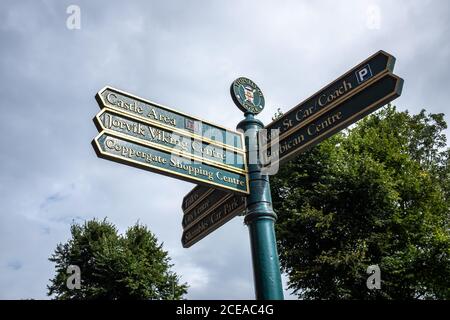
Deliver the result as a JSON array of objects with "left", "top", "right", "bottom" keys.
[{"left": 91, "top": 50, "right": 404, "bottom": 301}]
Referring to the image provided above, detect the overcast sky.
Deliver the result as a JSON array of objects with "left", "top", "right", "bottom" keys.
[{"left": 0, "top": 0, "right": 449, "bottom": 300}]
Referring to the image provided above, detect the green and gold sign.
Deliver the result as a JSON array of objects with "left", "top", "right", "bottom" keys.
[
  {"left": 265, "top": 51, "right": 396, "bottom": 143},
  {"left": 94, "top": 108, "right": 246, "bottom": 173},
  {"left": 181, "top": 185, "right": 246, "bottom": 248},
  {"left": 230, "top": 77, "right": 265, "bottom": 114},
  {"left": 92, "top": 50, "right": 405, "bottom": 299},
  {"left": 182, "top": 188, "right": 229, "bottom": 228},
  {"left": 96, "top": 86, "right": 245, "bottom": 152},
  {"left": 182, "top": 193, "right": 246, "bottom": 248},
  {"left": 266, "top": 73, "right": 404, "bottom": 165},
  {"left": 92, "top": 87, "right": 250, "bottom": 194},
  {"left": 92, "top": 132, "right": 249, "bottom": 194},
  {"left": 182, "top": 185, "right": 212, "bottom": 213}
]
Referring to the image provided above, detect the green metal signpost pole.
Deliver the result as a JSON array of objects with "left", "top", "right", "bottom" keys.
[{"left": 237, "top": 112, "right": 284, "bottom": 300}]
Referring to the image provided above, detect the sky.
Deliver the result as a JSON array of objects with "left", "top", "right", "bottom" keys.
[{"left": 0, "top": 0, "right": 449, "bottom": 300}]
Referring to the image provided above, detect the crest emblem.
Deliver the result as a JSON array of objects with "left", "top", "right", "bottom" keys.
[
  {"left": 230, "top": 77, "right": 265, "bottom": 115},
  {"left": 243, "top": 86, "right": 255, "bottom": 104}
]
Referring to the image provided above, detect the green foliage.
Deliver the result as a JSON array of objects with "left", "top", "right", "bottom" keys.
[
  {"left": 271, "top": 105, "right": 450, "bottom": 299},
  {"left": 48, "top": 219, "right": 188, "bottom": 300}
]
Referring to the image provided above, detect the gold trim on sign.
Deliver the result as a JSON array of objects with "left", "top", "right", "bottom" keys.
[
  {"left": 264, "top": 50, "right": 395, "bottom": 132},
  {"left": 94, "top": 108, "right": 248, "bottom": 175},
  {"left": 266, "top": 69, "right": 390, "bottom": 145},
  {"left": 96, "top": 86, "right": 246, "bottom": 154},
  {"left": 93, "top": 131, "right": 250, "bottom": 195},
  {"left": 183, "top": 192, "right": 233, "bottom": 229},
  {"left": 182, "top": 187, "right": 216, "bottom": 214},
  {"left": 273, "top": 74, "right": 403, "bottom": 166},
  {"left": 182, "top": 202, "right": 246, "bottom": 248}
]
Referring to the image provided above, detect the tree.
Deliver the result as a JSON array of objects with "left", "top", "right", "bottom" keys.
[
  {"left": 271, "top": 105, "right": 450, "bottom": 299},
  {"left": 48, "top": 219, "right": 188, "bottom": 299}
]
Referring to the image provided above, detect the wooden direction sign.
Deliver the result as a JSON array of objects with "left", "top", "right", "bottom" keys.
[
  {"left": 266, "top": 72, "right": 404, "bottom": 165},
  {"left": 182, "top": 189, "right": 246, "bottom": 248},
  {"left": 96, "top": 86, "right": 245, "bottom": 152}
]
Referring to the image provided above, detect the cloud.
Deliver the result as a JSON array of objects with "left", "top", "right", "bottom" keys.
[
  {"left": 0, "top": 0, "right": 449, "bottom": 300},
  {"left": 7, "top": 260, "right": 23, "bottom": 271}
]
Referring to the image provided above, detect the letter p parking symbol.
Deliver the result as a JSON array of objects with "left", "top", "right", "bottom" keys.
[{"left": 356, "top": 64, "right": 373, "bottom": 84}]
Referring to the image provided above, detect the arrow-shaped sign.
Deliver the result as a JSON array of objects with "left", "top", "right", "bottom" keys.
[
  {"left": 267, "top": 72, "right": 404, "bottom": 165},
  {"left": 265, "top": 51, "right": 396, "bottom": 143},
  {"left": 182, "top": 187, "right": 231, "bottom": 228},
  {"left": 92, "top": 131, "right": 250, "bottom": 194},
  {"left": 94, "top": 108, "right": 247, "bottom": 174},
  {"left": 179, "top": 51, "right": 403, "bottom": 249},
  {"left": 96, "top": 86, "right": 245, "bottom": 153}
]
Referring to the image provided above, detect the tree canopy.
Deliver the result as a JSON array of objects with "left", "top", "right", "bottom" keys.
[
  {"left": 48, "top": 219, "right": 188, "bottom": 300},
  {"left": 271, "top": 105, "right": 450, "bottom": 299}
]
